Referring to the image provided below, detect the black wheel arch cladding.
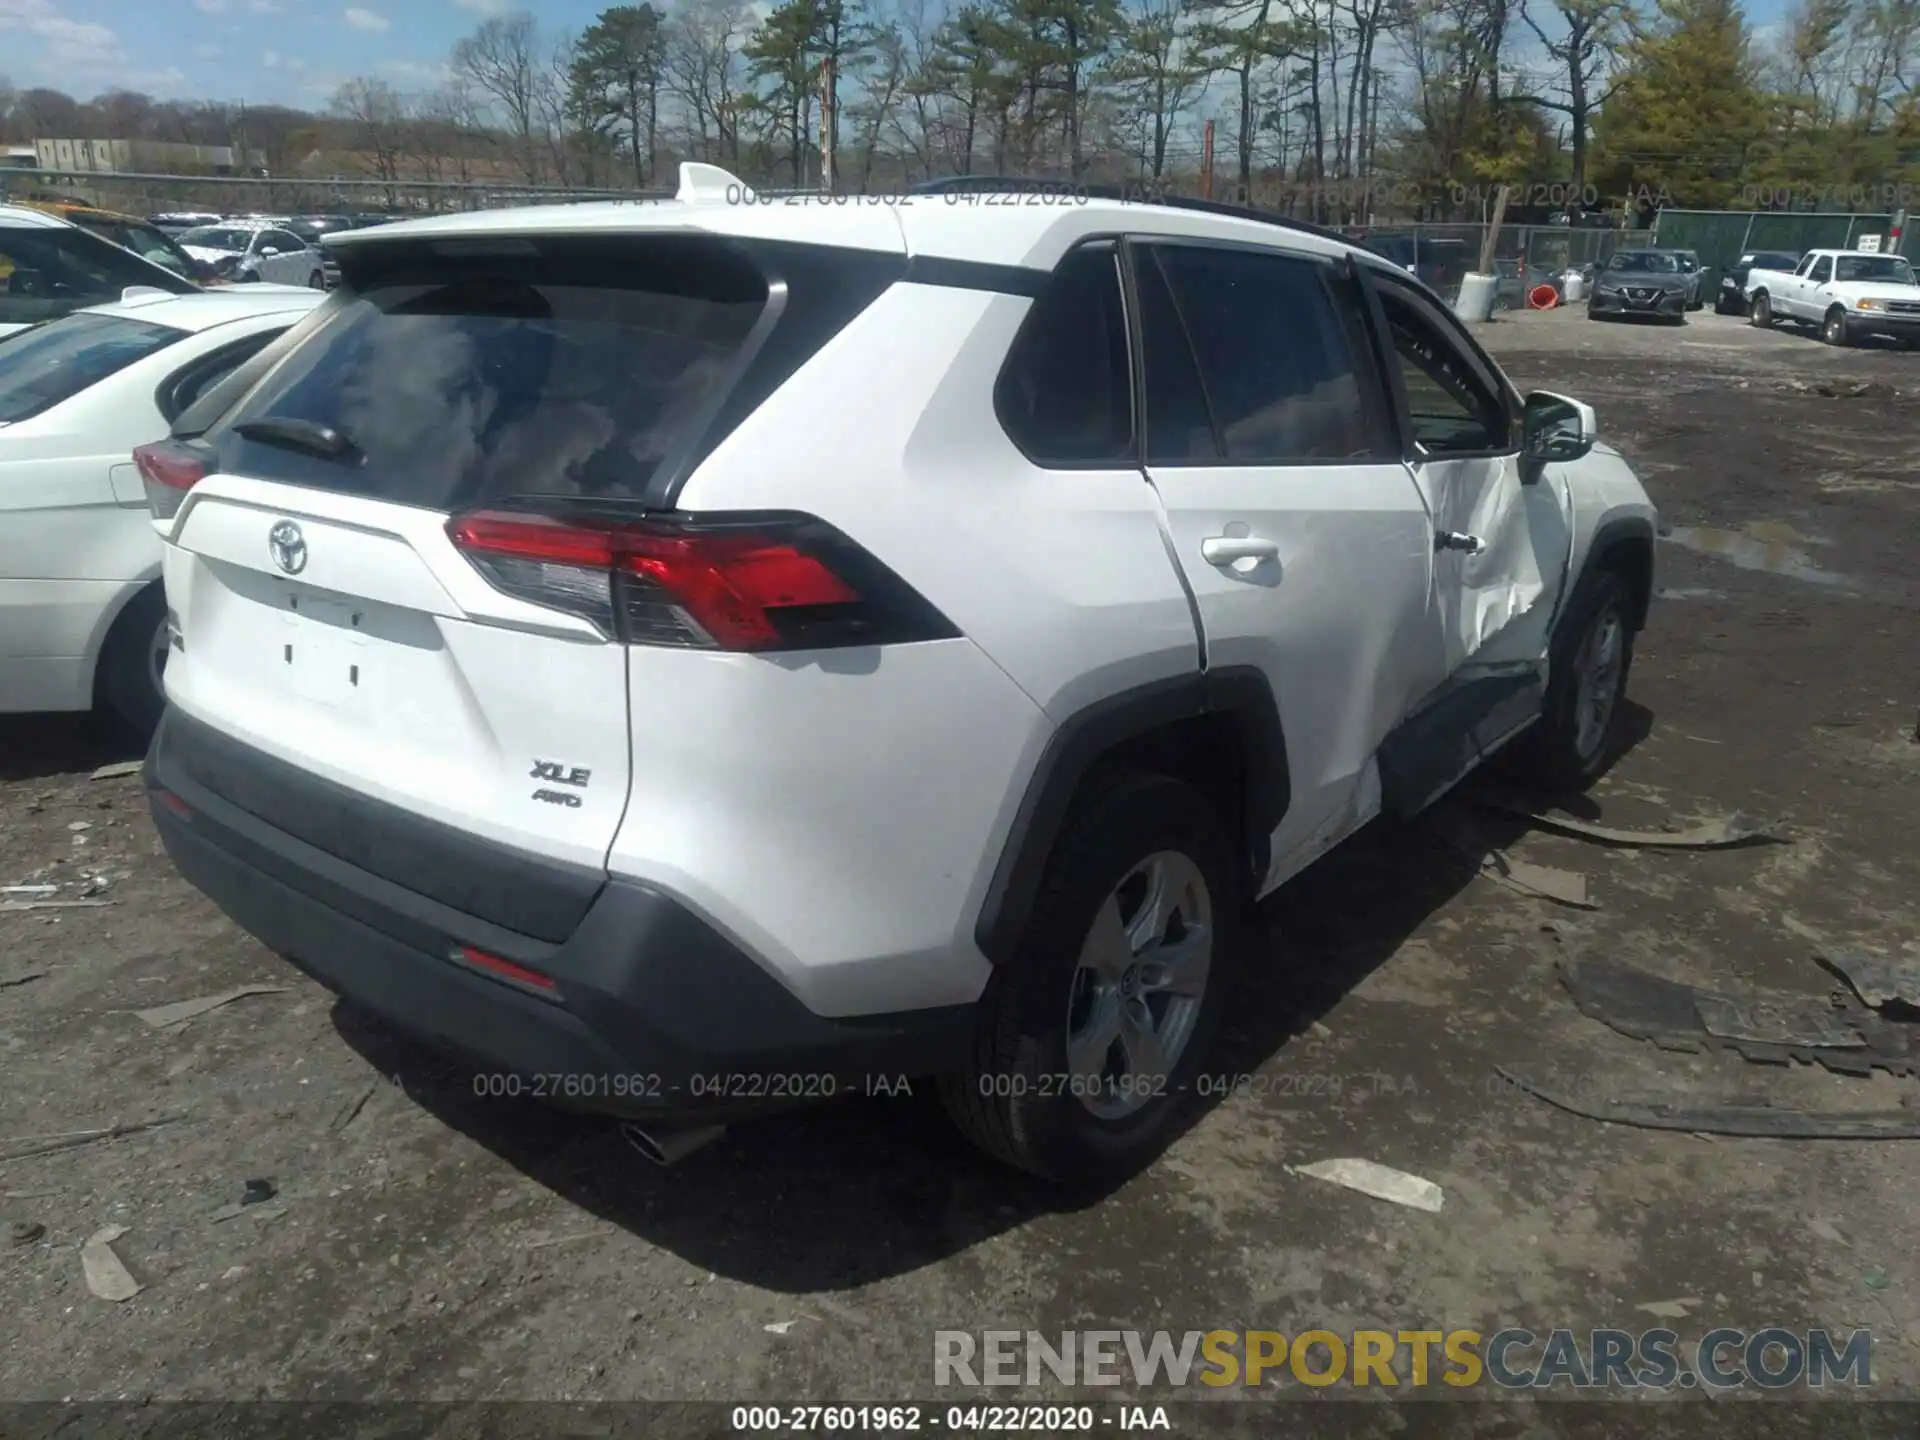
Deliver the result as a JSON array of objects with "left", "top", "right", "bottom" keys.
[{"left": 974, "top": 668, "right": 1287, "bottom": 966}]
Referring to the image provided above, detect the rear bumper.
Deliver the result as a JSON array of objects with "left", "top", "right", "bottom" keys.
[{"left": 146, "top": 710, "right": 975, "bottom": 1118}]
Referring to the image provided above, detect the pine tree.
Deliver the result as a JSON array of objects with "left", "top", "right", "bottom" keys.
[{"left": 1591, "top": 0, "right": 1768, "bottom": 207}]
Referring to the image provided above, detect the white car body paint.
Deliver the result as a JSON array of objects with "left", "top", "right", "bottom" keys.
[
  {"left": 0, "top": 288, "right": 324, "bottom": 715},
  {"left": 150, "top": 177, "right": 1657, "bottom": 1033}
]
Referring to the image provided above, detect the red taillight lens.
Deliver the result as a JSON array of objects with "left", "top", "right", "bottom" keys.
[
  {"left": 447, "top": 509, "right": 950, "bottom": 653},
  {"left": 134, "top": 440, "right": 214, "bottom": 522}
]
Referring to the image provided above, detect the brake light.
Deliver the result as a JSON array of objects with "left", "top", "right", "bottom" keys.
[
  {"left": 134, "top": 439, "right": 215, "bottom": 521},
  {"left": 446, "top": 509, "right": 954, "bottom": 652}
]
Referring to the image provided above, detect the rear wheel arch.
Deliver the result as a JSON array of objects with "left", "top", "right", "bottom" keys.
[{"left": 974, "top": 669, "right": 1288, "bottom": 966}]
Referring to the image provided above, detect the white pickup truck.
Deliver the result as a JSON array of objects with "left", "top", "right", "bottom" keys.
[{"left": 1746, "top": 247, "right": 1920, "bottom": 347}]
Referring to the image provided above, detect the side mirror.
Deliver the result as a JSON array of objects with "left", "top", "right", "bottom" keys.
[{"left": 1522, "top": 390, "right": 1596, "bottom": 469}]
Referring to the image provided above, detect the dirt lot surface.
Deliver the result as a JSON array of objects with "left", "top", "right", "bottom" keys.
[{"left": 2, "top": 305, "right": 1918, "bottom": 1423}]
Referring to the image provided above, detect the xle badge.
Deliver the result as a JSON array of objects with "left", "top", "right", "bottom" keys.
[{"left": 531, "top": 759, "right": 590, "bottom": 808}]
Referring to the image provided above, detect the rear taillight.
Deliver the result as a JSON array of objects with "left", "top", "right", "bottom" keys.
[
  {"left": 446, "top": 509, "right": 955, "bottom": 652},
  {"left": 134, "top": 439, "right": 215, "bottom": 521}
]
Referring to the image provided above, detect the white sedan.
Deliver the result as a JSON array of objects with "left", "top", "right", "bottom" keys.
[
  {"left": 0, "top": 287, "right": 326, "bottom": 735},
  {"left": 175, "top": 222, "right": 327, "bottom": 289}
]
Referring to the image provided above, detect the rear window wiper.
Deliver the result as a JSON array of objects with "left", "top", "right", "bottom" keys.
[{"left": 233, "top": 416, "right": 362, "bottom": 464}]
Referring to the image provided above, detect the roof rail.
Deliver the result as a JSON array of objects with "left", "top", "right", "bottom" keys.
[{"left": 907, "top": 175, "right": 1358, "bottom": 250}]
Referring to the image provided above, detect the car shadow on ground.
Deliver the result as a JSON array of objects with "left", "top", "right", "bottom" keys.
[
  {"left": 0, "top": 713, "right": 144, "bottom": 784},
  {"left": 325, "top": 748, "right": 1641, "bottom": 1293}
]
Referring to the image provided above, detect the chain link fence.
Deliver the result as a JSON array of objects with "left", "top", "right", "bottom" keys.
[{"left": 0, "top": 168, "right": 652, "bottom": 217}]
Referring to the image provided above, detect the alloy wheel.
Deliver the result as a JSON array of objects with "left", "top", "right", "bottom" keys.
[{"left": 1065, "top": 850, "right": 1212, "bottom": 1121}]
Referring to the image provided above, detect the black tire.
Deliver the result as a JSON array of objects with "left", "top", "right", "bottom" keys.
[
  {"left": 96, "top": 586, "right": 169, "bottom": 740},
  {"left": 1822, "top": 307, "right": 1851, "bottom": 346},
  {"left": 308, "top": 270, "right": 324, "bottom": 289},
  {"left": 1500, "top": 570, "right": 1636, "bottom": 793},
  {"left": 1750, "top": 293, "right": 1773, "bottom": 328},
  {"left": 940, "top": 772, "right": 1242, "bottom": 1184},
  {"left": 1587, "top": 306, "right": 1603, "bottom": 322}
]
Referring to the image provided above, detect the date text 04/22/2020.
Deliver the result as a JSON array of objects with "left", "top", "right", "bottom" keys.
[{"left": 729, "top": 1405, "right": 1172, "bottom": 1432}]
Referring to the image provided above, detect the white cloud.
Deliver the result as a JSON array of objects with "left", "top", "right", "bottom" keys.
[
  {"left": 193, "top": 0, "right": 230, "bottom": 11},
  {"left": 261, "top": 46, "right": 307, "bottom": 71},
  {"left": 0, "top": 0, "right": 196, "bottom": 94},
  {"left": 343, "top": 5, "right": 388, "bottom": 28},
  {"left": 381, "top": 57, "right": 448, "bottom": 85},
  {"left": 452, "top": 0, "right": 508, "bottom": 14}
]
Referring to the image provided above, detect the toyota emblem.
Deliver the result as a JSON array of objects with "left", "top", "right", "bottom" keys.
[{"left": 268, "top": 520, "right": 308, "bottom": 576}]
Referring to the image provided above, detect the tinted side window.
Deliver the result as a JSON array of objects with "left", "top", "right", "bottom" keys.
[
  {"left": 995, "top": 245, "right": 1134, "bottom": 465},
  {"left": 1134, "top": 249, "right": 1218, "bottom": 464},
  {"left": 1810, "top": 257, "right": 1833, "bottom": 283},
  {"left": 0, "top": 227, "right": 194, "bottom": 325},
  {"left": 1150, "top": 244, "right": 1376, "bottom": 463},
  {"left": 266, "top": 230, "right": 305, "bottom": 253},
  {"left": 159, "top": 329, "right": 283, "bottom": 422},
  {"left": 1376, "top": 285, "right": 1510, "bottom": 455}
]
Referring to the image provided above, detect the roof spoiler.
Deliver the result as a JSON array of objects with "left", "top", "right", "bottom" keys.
[{"left": 119, "top": 286, "right": 175, "bottom": 305}]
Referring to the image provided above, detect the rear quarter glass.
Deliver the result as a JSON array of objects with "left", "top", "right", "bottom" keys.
[{"left": 210, "top": 235, "right": 772, "bottom": 511}]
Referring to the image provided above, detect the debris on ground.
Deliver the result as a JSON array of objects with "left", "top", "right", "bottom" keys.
[
  {"left": 134, "top": 984, "right": 289, "bottom": 1031},
  {"left": 1473, "top": 792, "right": 1784, "bottom": 849},
  {"left": 764, "top": 1320, "right": 801, "bottom": 1335},
  {"left": 1819, "top": 948, "right": 1920, "bottom": 1011},
  {"left": 210, "top": 1200, "right": 286, "bottom": 1224},
  {"left": 7, "top": 1221, "right": 44, "bottom": 1247},
  {"left": 0, "top": 885, "right": 58, "bottom": 898},
  {"left": 0, "top": 1115, "right": 187, "bottom": 1164},
  {"left": 331, "top": 1079, "right": 380, "bottom": 1134},
  {"left": 1556, "top": 956, "right": 1920, "bottom": 1077},
  {"left": 1809, "top": 1219, "right": 1849, "bottom": 1246},
  {"left": 1432, "top": 809, "right": 1597, "bottom": 909},
  {"left": 1636, "top": 1297, "right": 1703, "bottom": 1319},
  {"left": 1496, "top": 1067, "right": 1920, "bottom": 1138},
  {"left": 89, "top": 761, "right": 144, "bottom": 781},
  {"left": 0, "top": 899, "right": 115, "bottom": 914},
  {"left": 80, "top": 1226, "right": 142, "bottom": 1302},
  {"left": 66, "top": 822, "right": 90, "bottom": 834},
  {"left": 1865, "top": 1269, "right": 1891, "bottom": 1291},
  {"left": 241, "top": 1178, "right": 277, "bottom": 1206},
  {"left": 0, "top": 970, "right": 47, "bottom": 989},
  {"left": 1289, "top": 1157, "right": 1445, "bottom": 1213}
]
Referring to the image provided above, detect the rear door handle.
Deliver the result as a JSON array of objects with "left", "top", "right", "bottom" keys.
[{"left": 1201, "top": 535, "right": 1280, "bottom": 567}]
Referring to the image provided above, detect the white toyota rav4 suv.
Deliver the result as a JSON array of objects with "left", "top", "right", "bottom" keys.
[{"left": 140, "top": 167, "right": 1656, "bottom": 1181}]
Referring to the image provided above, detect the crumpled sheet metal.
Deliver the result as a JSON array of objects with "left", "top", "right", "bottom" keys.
[
  {"left": 1819, "top": 948, "right": 1920, "bottom": 1011},
  {"left": 1558, "top": 955, "right": 1916, "bottom": 1077}
]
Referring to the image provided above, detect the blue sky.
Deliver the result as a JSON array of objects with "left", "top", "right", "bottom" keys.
[
  {"left": 3, "top": 0, "right": 1796, "bottom": 111},
  {"left": 0, "top": 0, "right": 614, "bottom": 106}
]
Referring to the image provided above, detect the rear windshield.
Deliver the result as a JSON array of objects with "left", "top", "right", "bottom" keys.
[
  {"left": 213, "top": 237, "right": 768, "bottom": 508},
  {"left": 0, "top": 312, "right": 185, "bottom": 423},
  {"left": 179, "top": 227, "right": 259, "bottom": 251}
]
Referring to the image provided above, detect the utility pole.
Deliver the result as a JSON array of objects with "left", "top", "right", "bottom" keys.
[
  {"left": 1201, "top": 119, "right": 1215, "bottom": 200},
  {"left": 819, "top": 57, "right": 836, "bottom": 195}
]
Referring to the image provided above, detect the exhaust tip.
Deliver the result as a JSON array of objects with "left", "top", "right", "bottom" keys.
[{"left": 621, "top": 1121, "right": 726, "bottom": 1167}]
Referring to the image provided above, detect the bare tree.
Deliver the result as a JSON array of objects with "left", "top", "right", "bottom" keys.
[
  {"left": 452, "top": 11, "right": 547, "bottom": 183},
  {"left": 1518, "top": 0, "right": 1631, "bottom": 199},
  {"left": 663, "top": 0, "right": 754, "bottom": 165},
  {"left": 331, "top": 77, "right": 409, "bottom": 205}
]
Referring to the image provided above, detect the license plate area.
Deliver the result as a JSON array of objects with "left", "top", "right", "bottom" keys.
[{"left": 280, "top": 592, "right": 368, "bottom": 706}]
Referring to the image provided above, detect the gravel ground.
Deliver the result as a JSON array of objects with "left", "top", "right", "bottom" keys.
[{"left": 1, "top": 303, "right": 1917, "bottom": 1424}]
